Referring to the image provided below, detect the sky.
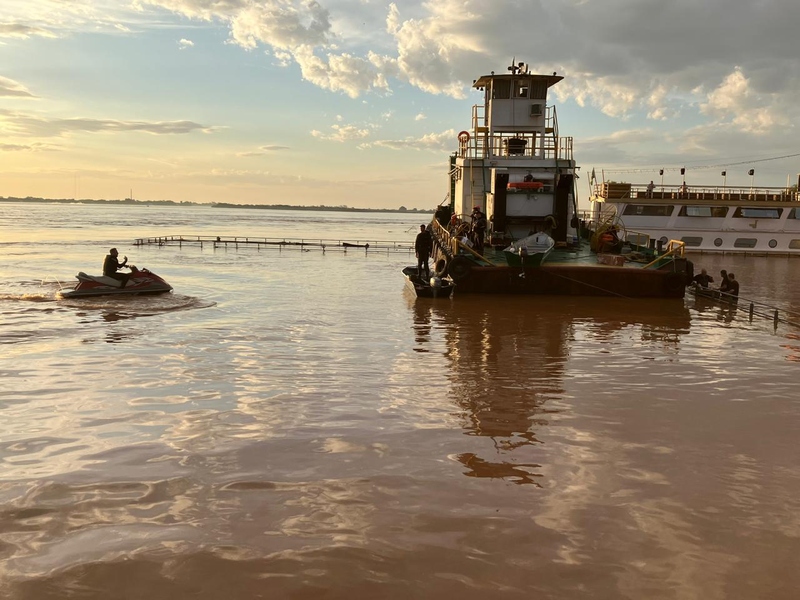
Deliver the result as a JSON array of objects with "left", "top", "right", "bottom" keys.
[{"left": 1, "top": 0, "right": 798, "bottom": 209}]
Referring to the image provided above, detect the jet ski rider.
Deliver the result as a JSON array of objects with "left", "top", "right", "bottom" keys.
[{"left": 103, "top": 248, "right": 131, "bottom": 288}]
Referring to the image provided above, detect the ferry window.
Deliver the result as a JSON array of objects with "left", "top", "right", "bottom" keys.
[
  {"left": 769, "top": 239, "right": 778, "bottom": 248},
  {"left": 714, "top": 238, "right": 723, "bottom": 247},
  {"left": 733, "top": 207, "right": 782, "bottom": 219},
  {"left": 733, "top": 238, "right": 757, "bottom": 248},
  {"left": 623, "top": 204, "right": 674, "bottom": 216},
  {"left": 492, "top": 79, "right": 511, "bottom": 99},
  {"left": 681, "top": 236, "right": 703, "bottom": 247},
  {"left": 789, "top": 240, "right": 800, "bottom": 249},
  {"left": 530, "top": 82, "right": 547, "bottom": 99},
  {"left": 679, "top": 206, "right": 728, "bottom": 217},
  {"left": 515, "top": 82, "right": 529, "bottom": 98},
  {"left": 788, "top": 208, "right": 800, "bottom": 219}
]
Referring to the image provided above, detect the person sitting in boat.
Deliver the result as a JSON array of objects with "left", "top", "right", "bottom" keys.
[
  {"left": 449, "top": 213, "right": 461, "bottom": 234},
  {"left": 692, "top": 268, "right": 714, "bottom": 288},
  {"left": 103, "top": 247, "right": 131, "bottom": 288},
  {"left": 415, "top": 224, "right": 433, "bottom": 281},
  {"left": 523, "top": 172, "right": 534, "bottom": 182}
]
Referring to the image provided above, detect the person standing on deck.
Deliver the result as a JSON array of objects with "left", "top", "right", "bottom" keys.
[
  {"left": 471, "top": 206, "right": 487, "bottom": 255},
  {"left": 415, "top": 224, "right": 433, "bottom": 281},
  {"left": 646, "top": 181, "right": 655, "bottom": 198}
]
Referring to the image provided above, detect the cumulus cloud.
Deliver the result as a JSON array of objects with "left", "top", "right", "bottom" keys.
[
  {"left": 699, "top": 68, "right": 789, "bottom": 134},
  {"left": 178, "top": 37, "right": 194, "bottom": 48},
  {"left": 414, "top": 113, "right": 426, "bottom": 121},
  {"left": 0, "top": 76, "right": 36, "bottom": 98},
  {"left": 0, "top": 109, "right": 214, "bottom": 137}
]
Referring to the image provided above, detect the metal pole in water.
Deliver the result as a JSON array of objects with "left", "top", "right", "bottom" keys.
[
  {"left": 749, "top": 303, "right": 754, "bottom": 322},
  {"left": 774, "top": 310, "right": 779, "bottom": 329}
]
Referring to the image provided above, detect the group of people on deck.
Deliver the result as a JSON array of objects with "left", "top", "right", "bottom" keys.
[
  {"left": 692, "top": 268, "right": 740, "bottom": 299},
  {"left": 416, "top": 205, "right": 488, "bottom": 281}
]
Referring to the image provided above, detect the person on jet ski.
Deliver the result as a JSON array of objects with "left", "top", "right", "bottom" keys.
[{"left": 103, "top": 248, "right": 130, "bottom": 288}]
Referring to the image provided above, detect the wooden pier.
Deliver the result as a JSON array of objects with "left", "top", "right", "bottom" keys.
[{"left": 134, "top": 235, "right": 414, "bottom": 254}]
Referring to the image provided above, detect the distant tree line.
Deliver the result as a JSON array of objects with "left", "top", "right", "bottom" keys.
[{"left": 0, "top": 196, "right": 432, "bottom": 213}]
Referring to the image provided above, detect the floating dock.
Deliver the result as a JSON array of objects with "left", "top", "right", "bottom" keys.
[{"left": 134, "top": 235, "right": 414, "bottom": 254}]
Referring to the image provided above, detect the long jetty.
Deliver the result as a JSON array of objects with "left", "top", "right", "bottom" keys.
[{"left": 134, "top": 235, "right": 414, "bottom": 254}]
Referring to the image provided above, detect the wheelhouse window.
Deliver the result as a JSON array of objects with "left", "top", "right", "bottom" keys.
[
  {"left": 678, "top": 206, "right": 728, "bottom": 217},
  {"left": 623, "top": 204, "right": 674, "bottom": 216},
  {"left": 514, "top": 81, "right": 529, "bottom": 98},
  {"left": 529, "top": 82, "right": 547, "bottom": 99},
  {"left": 789, "top": 240, "right": 800, "bottom": 249},
  {"left": 492, "top": 79, "right": 511, "bottom": 99},
  {"left": 681, "top": 236, "right": 703, "bottom": 247},
  {"left": 733, "top": 207, "right": 783, "bottom": 219},
  {"left": 733, "top": 238, "right": 758, "bottom": 248}
]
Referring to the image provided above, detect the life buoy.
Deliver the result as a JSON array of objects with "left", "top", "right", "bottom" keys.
[
  {"left": 448, "top": 256, "right": 473, "bottom": 282},
  {"left": 457, "top": 130, "right": 470, "bottom": 143}
]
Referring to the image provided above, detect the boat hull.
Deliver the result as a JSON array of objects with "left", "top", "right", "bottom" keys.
[
  {"left": 447, "top": 264, "right": 687, "bottom": 298},
  {"left": 59, "top": 268, "right": 173, "bottom": 299},
  {"left": 402, "top": 267, "right": 454, "bottom": 299}
]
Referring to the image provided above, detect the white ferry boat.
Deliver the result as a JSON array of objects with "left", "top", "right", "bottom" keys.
[{"left": 589, "top": 177, "right": 800, "bottom": 255}]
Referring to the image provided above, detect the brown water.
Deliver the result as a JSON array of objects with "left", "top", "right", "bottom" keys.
[{"left": 2, "top": 203, "right": 800, "bottom": 599}]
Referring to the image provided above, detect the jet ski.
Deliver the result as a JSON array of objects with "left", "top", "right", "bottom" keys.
[{"left": 59, "top": 265, "right": 172, "bottom": 299}]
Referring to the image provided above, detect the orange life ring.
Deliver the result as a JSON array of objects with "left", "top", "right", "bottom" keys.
[{"left": 457, "top": 130, "right": 470, "bottom": 143}]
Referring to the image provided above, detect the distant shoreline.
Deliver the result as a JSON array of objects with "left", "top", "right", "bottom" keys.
[{"left": 0, "top": 197, "right": 434, "bottom": 213}]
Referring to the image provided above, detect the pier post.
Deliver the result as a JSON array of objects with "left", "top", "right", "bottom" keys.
[
  {"left": 749, "top": 303, "right": 754, "bottom": 322},
  {"left": 774, "top": 310, "right": 779, "bottom": 329}
]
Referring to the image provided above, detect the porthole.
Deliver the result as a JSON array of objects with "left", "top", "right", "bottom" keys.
[
  {"left": 659, "top": 236, "right": 668, "bottom": 245},
  {"left": 769, "top": 239, "right": 778, "bottom": 248},
  {"left": 714, "top": 238, "right": 723, "bottom": 247}
]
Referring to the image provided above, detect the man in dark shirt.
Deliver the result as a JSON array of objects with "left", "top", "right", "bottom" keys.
[
  {"left": 415, "top": 225, "right": 433, "bottom": 281},
  {"left": 103, "top": 248, "right": 130, "bottom": 288},
  {"left": 470, "top": 206, "right": 487, "bottom": 255},
  {"left": 726, "top": 273, "right": 740, "bottom": 299},
  {"left": 692, "top": 268, "right": 714, "bottom": 288}
]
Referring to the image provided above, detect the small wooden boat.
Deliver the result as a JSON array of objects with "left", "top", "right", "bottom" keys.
[{"left": 402, "top": 266, "right": 454, "bottom": 298}]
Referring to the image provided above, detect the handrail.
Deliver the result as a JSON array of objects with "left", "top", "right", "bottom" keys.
[{"left": 641, "top": 239, "right": 685, "bottom": 269}]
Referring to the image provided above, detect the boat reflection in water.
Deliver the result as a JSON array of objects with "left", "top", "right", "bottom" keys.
[{"left": 409, "top": 296, "right": 691, "bottom": 485}]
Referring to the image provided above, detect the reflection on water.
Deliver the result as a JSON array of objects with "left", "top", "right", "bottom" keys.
[{"left": 411, "top": 297, "right": 691, "bottom": 486}]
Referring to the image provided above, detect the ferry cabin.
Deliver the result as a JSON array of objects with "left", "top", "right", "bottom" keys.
[
  {"left": 450, "top": 63, "right": 579, "bottom": 246},
  {"left": 591, "top": 181, "right": 800, "bottom": 254}
]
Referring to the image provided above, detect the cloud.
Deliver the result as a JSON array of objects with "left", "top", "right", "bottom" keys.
[
  {"left": 0, "top": 109, "right": 214, "bottom": 137},
  {"left": 237, "top": 144, "right": 291, "bottom": 156},
  {"left": 699, "top": 68, "right": 790, "bottom": 134},
  {"left": 0, "top": 142, "right": 57, "bottom": 152},
  {"left": 311, "top": 123, "right": 372, "bottom": 142},
  {"left": 359, "top": 128, "right": 456, "bottom": 152},
  {"left": 0, "top": 23, "right": 57, "bottom": 39},
  {"left": 178, "top": 38, "right": 194, "bottom": 48},
  {"left": 414, "top": 113, "right": 426, "bottom": 121},
  {"left": 0, "top": 76, "right": 36, "bottom": 98}
]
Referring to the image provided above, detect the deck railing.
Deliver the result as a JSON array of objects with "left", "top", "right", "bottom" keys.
[{"left": 593, "top": 182, "right": 798, "bottom": 202}]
